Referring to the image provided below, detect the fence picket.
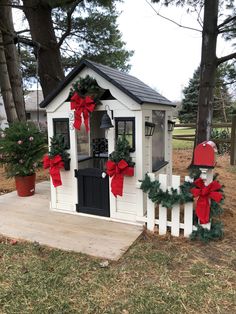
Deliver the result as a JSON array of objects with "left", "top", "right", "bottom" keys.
[
  {"left": 158, "top": 174, "right": 167, "bottom": 235},
  {"left": 184, "top": 203, "right": 194, "bottom": 237},
  {"left": 171, "top": 175, "right": 180, "bottom": 237},
  {"left": 145, "top": 174, "right": 195, "bottom": 237}
]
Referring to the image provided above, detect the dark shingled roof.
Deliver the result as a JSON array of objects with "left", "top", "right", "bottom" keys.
[{"left": 40, "top": 59, "right": 173, "bottom": 108}]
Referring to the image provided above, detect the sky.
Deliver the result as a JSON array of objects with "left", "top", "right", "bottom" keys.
[
  {"left": 116, "top": 0, "right": 235, "bottom": 101},
  {"left": 12, "top": 1, "right": 235, "bottom": 102}
]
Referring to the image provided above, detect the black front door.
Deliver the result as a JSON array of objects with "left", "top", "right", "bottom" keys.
[{"left": 75, "top": 168, "right": 110, "bottom": 217}]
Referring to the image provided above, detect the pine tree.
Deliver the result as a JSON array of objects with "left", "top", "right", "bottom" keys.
[
  {"left": 178, "top": 64, "right": 235, "bottom": 123},
  {"left": 178, "top": 67, "right": 200, "bottom": 123}
]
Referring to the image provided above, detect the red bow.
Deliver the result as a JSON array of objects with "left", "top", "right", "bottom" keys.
[
  {"left": 70, "top": 92, "right": 95, "bottom": 132},
  {"left": 106, "top": 159, "right": 134, "bottom": 197},
  {"left": 43, "top": 155, "right": 64, "bottom": 187},
  {"left": 191, "top": 178, "right": 223, "bottom": 224}
]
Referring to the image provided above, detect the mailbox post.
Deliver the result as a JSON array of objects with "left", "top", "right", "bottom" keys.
[{"left": 192, "top": 141, "right": 217, "bottom": 229}]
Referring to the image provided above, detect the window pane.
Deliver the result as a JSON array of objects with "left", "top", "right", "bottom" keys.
[
  {"left": 125, "top": 121, "right": 133, "bottom": 134},
  {"left": 53, "top": 119, "right": 70, "bottom": 149},
  {"left": 55, "top": 121, "right": 68, "bottom": 134},
  {"left": 152, "top": 110, "right": 165, "bottom": 170},
  {"left": 115, "top": 118, "right": 135, "bottom": 152},
  {"left": 118, "top": 121, "right": 125, "bottom": 134}
]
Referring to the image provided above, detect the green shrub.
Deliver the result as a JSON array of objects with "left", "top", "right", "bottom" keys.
[{"left": 211, "top": 128, "right": 230, "bottom": 154}]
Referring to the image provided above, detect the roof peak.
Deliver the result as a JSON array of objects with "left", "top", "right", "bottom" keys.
[{"left": 40, "top": 59, "right": 173, "bottom": 108}]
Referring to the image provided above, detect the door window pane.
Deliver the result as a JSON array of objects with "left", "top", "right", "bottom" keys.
[{"left": 77, "top": 123, "right": 90, "bottom": 159}]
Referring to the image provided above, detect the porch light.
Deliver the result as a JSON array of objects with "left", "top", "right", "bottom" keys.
[
  {"left": 100, "top": 105, "right": 114, "bottom": 129},
  {"left": 145, "top": 121, "right": 155, "bottom": 136},
  {"left": 168, "top": 120, "right": 175, "bottom": 132}
]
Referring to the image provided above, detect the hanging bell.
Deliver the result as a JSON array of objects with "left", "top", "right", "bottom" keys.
[{"left": 100, "top": 112, "right": 114, "bottom": 129}]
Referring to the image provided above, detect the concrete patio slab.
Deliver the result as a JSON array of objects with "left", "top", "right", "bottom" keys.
[{"left": 0, "top": 182, "right": 143, "bottom": 260}]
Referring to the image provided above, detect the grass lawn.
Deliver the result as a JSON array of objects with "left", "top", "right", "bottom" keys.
[
  {"left": 0, "top": 235, "right": 236, "bottom": 313},
  {"left": 173, "top": 128, "right": 195, "bottom": 150},
  {"left": 0, "top": 151, "right": 236, "bottom": 313}
]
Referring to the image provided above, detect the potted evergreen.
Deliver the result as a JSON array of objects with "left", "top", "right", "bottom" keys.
[{"left": 0, "top": 122, "right": 47, "bottom": 196}]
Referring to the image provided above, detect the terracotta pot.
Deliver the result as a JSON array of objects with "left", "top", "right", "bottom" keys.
[{"left": 15, "top": 173, "right": 36, "bottom": 197}]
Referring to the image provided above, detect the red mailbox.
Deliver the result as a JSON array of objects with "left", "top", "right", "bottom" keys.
[{"left": 193, "top": 141, "right": 216, "bottom": 168}]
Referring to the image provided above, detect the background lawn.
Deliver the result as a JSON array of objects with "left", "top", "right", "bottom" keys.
[{"left": 173, "top": 128, "right": 195, "bottom": 150}]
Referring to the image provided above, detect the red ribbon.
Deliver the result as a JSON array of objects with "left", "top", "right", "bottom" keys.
[
  {"left": 106, "top": 159, "right": 134, "bottom": 197},
  {"left": 43, "top": 155, "right": 64, "bottom": 187},
  {"left": 70, "top": 92, "right": 95, "bottom": 132},
  {"left": 191, "top": 178, "right": 223, "bottom": 224}
]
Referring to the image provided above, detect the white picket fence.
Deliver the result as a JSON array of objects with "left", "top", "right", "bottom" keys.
[{"left": 144, "top": 173, "right": 197, "bottom": 237}]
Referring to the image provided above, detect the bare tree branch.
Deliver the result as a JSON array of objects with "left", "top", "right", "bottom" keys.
[
  {"left": 217, "top": 52, "right": 236, "bottom": 65},
  {"left": 218, "top": 15, "right": 236, "bottom": 30},
  {"left": 41, "top": 0, "right": 81, "bottom": 8},
  {"left": 218, "top": 27, "right": 236, "bottom": 34},
  {"left": 57, "top": 0, "right": 82, "bottom": 47},
  {"left": 194, "top": 4, "right": 204, "bottom": 28},
  {"left": 0, "top": 4, "right": 31, "bottom": 9},
  {"left": 0, "top": 0, "right": 81, "bottom": 10},
  {"left": 145, "top": 0, "right": 202, "bottom": 33},
  {"left": 16, "top": 29, "right": 30, "bottom": 35}
]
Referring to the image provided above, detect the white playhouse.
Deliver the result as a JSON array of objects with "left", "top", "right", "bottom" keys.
[{"left": 40, "top": 59, "right": 174, "bottom": 223}]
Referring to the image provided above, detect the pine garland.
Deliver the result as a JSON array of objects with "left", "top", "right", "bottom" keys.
[
  {"left": 109, "top": 135, "right": 135, "bottom": 167},
  {"left": 140, "top": 172, "right": 224, "bottom": 242},
  {"left": 48, "top": 135, "right": 70, "bottom": 163},
  {"left": 140, "top": 174, "right": 193, "bottom": 209},
  {"left": 68, "top": 75, "right": 104, "bottom": 104},
  {"left": 190, "top": 222, "right": 224, "bottom": 242}
]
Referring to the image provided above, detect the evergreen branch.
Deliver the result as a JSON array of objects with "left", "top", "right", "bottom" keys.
[
  {"left": 145, "top": 0, "right": 202, "bottom": 33},
  {"left": 217, "top": 52, "right": 236, "bottom": 65},
  {"left": 57, "top": 0, "right": 82, "bottom": 47}
]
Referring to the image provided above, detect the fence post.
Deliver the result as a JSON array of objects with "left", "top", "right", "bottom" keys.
[
  {"left": 146, "top": 173, "right": 156, "bottom": 232},
  {"left": 184, "top": 176, "right": 194, "bottom": 237},
  {"left": 230, "top": 115, "right": 236, "bottom": 165}
]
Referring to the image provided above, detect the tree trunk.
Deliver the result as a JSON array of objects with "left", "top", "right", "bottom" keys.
[
  {"left": 0, "top": 0, "right": 26, "bottom": 121},
  {"left": 0, "top": 31, "right": 18, "bottom": 123},
  {"left": 23, "top": 0, "right": 65, "bottom": 97},
  {"left": 196, "top": 0, "right": 219, "bottom": 144}
]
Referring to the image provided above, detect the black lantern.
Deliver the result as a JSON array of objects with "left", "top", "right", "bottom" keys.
[
  {"left": 145, "top": 121, "right": 155, "bottom": 136},
  {"left": 167, "top": 120, "right": 175, "bottom": 132},
  {"left": 100, "top": 105, "right": 114, "bottom": 129}
]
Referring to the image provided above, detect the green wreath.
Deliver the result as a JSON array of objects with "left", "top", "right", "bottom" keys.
[{"left": 68, "top": 75, "right": 104, "bottom": 104}]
